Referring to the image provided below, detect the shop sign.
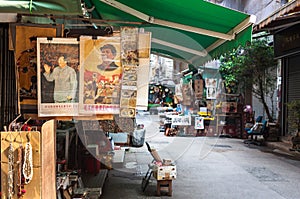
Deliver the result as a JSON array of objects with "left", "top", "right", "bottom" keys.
[
  {"left": 274, "top": 24, "right": 300, "bottom": 58},
  {"left": 171, "top": 115, "right": 191, "bottom": 126}
]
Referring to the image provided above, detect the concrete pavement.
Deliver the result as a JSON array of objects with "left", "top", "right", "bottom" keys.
[{"left": 101, "top": 115, "right": 300, "bottom": 199}]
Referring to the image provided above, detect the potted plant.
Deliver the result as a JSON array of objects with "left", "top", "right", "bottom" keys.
[
  {"left": 286, "top": 100, "right": 300, "bottom": 150},
  {"left": 219, "top": 39, "right": 277, "bottom": 122}
]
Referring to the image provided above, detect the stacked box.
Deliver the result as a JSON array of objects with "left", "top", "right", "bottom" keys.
[{"left": 153, "top": 165, "right": 177, "bottom": 180}]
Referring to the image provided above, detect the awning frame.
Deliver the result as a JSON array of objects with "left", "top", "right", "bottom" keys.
[{"left": 254, "top": 0, "right": 300, "bottom": 32}]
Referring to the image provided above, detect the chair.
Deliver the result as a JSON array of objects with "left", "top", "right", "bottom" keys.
[
  {"left": 244, "top": 115, "right": 263, "bottom": 132},
  {"left": 141, "top": 142, "right": 175, "bottom": 196},
  {"left": 141, "top": 142, "right": 162, "bottom": 192},
  {"left": 244, "top": 119, "right": 268, "bottom": 146}
]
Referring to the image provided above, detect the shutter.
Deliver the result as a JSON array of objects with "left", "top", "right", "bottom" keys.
[
  {"left": 287, "top": 54, "right": 300, "bottom": 102},
  {"left": 287, "top": 53, "right": 300, "bottom": 133}
]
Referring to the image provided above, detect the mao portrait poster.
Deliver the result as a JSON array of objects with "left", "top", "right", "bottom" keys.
[
  {"left": 37, "top": 38, "right": 79, "bottom": 117},
  {"left": 79, "top": 36, "right": 122, "bottom": 115}
]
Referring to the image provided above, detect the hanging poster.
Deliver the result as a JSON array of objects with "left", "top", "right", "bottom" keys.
[
  {"left": 195, "top": 117, "right": 204, "bottom": 130},
  {"left": 138, "top": 31, "right": 151, "bottom": 59},
  {"left": 136, "top": 32, "right": 152, "bottom": 110},
  {"left": 205, "top": 78, "right": 217, "bottom": 99},
  {"left": 206, "top": 87, "right": 217, "bottom": 99},
  {"left": 119, "top": 26, "right": 139, "bottom": 118},
  {"left": 205, "top": 78, "right": 217, "bottom": 87},
  {"left": 10, "top": 23, "right": 63, "bottom": 114},
  {"left": 79, "top": 36, "right": 122, "bottom": 115},
  {"left": 37, "top": 38, "right": 79, "bottom": 116}
]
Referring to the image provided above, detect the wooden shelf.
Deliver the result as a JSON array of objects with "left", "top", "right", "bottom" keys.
[{"left": 215, "top": 93, "right": 243, "bottom": 138}]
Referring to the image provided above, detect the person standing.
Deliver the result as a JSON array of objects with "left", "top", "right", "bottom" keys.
[
  {"left": 40, "top": 61, "right": 55, "bottom": 103},
  {"left": 43, "top": 55, "right": 77, "bottom": 103}
]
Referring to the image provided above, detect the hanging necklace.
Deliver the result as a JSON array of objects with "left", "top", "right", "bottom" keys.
[
  {"left": 7, "top": 134, "right": 14, "bottom": 199},
  {"left": 15, "top": 132, "right": 26, "bottom": 198},
  {"left": 22, "top": 134, "right": 33, "bottom": 184}
]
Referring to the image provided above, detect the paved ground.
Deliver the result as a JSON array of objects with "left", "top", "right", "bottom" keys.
[{"left": 101, "top": 115, "right": 300, "bottom": 199}]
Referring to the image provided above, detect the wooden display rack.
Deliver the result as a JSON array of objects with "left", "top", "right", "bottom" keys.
[{"left": 1, "top": 120, "right": 56, "bottom": 199}]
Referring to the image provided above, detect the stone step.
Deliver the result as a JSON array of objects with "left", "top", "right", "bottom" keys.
[{"left": 280, "top": 136, "right": 292, "bottom": 144}]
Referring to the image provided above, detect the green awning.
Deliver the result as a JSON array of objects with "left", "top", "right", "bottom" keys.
[
  {"left": 0, "top": 0, "right": 82, "bottom": 15},
  {"left": 0, "top": 0, "right": 255, "bottom": 66},
  {"left": 87, "top": 0, "right": 256, "bottom": 66}
]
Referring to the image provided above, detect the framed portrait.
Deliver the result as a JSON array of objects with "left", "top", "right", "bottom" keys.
[
  {"left": 79, "top": 36, "right": 121, "bottom": 115},
  {"left": 37, "top": 38, "right": 79, "bottom": 117},
  {"left": 10, "top": 23, "right": 63, "bottom": 114}
]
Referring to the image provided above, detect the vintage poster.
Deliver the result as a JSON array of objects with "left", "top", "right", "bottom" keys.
[
  {"left": 119, "top": 27, "right": 139, "bottom": 118},
  {"left": 138, "top": 31, "right": 151, "bottom": 59},
  {"left": 205, "top": 78, "right": 217, "bottom": 88},
  {"left": 79, "top": 36, "right": 122, "bottom": 115},
  {"left": 206, "top": 87, "right": 217, "bottom": 99},
  {"left": 136, "top": 32, "right": 151, "bottom": 110},
  {"left": 11, "top": 24, "right": 62, "bottom": 114},
  {"left": 206, "top": 78, "right": 217, "bottom": 100},
  {"left": 195, "top": 117, "right": 204, "bottom": 130},
  {"left": 37, "top": 38, "right": 79, "bottom": 116}
]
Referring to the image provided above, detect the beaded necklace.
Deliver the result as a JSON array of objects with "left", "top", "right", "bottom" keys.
[
  {"left": 15, "top": 132, "right": 26, "bottom": 198},
  {"left": 7, "top": 137, "right": 14, "bottom": 199},
  {"left": 22, "top": 134, "right": 33, "bottom": 184}
]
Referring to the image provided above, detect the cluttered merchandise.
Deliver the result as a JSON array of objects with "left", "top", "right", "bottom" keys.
[{"left": 1, "top": 25, "right": 151, "bottom": 199}]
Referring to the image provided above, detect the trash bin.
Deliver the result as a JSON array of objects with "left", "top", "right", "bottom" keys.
[{"left": 131, "top": 127, "right": 146, "bottom": 147}]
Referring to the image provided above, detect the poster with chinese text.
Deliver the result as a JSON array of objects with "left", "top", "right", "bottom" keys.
[
  {"left": 79, "top": 36, "right": 121, "bottom": 115},
  {"left": 37, "top": 38, "right": 79, "bottom": 116}
]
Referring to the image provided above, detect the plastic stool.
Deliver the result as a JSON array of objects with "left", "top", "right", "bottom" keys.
[{"left": 157, "top": 180, "right": 172, "bottom": 196}]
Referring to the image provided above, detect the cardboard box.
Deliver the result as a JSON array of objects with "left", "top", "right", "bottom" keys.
[{"left": 153, "top": 165, "right": 177, "bottom": 180}]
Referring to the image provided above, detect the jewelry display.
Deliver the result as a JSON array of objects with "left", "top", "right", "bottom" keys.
[
  {"left": 1, "top": 118, "right": 55, "bottom": 198},
  {"left": 23, "top": 134, "right": 33, "bottom": 184},
  {"left": 17, "top": 143, "right": 26, "bottom": 197},
  {"left": 7, "top": 138, "right": 15, "bottom": 199}
]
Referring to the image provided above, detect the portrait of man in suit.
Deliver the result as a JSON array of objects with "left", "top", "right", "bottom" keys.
[{"left": 97, "top": 44, "right": 120, "bottom": 71}]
